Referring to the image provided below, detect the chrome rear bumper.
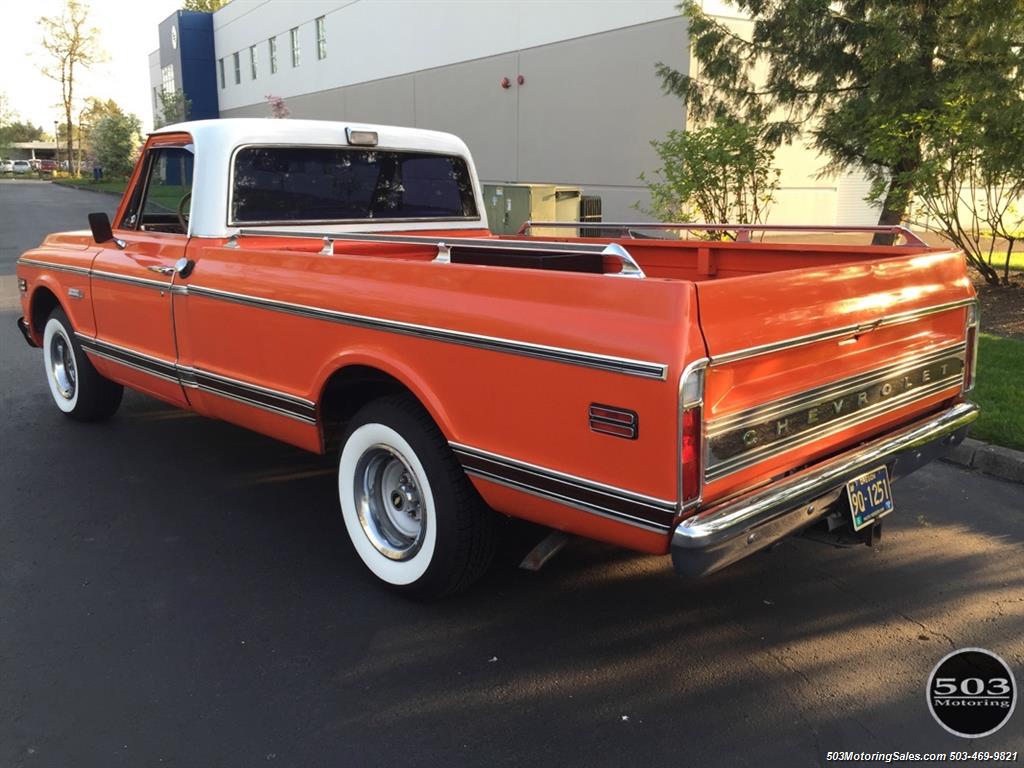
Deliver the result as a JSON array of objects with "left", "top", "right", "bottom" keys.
[{"left": 671, "top": 401, "right": 978, "bottom": 577}]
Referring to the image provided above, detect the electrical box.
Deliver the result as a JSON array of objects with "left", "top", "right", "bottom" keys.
[{"left": 482, "top": 183, "right": 582, "bottom": 235}]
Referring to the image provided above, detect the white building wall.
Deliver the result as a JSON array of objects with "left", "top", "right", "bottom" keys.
[
  {"left": 148, "top": 50, "right": 162, "bottom": 127},
  {"left": 207, "top": 0, "right": 882, "bottom": 227},
  {"left": 213, "top": 0, "right": 681, "bottom": 112},
  {"left": 835, "top": 171, "right": 883, "bottom": 226}
]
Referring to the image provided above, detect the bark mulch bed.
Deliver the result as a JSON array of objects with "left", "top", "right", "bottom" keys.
[{"left": 973, "top": 272, "right": 1024, "bottom": 340}]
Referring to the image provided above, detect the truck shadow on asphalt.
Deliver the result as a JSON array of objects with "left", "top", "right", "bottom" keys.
[{"left": 9, "top": 389, "right": 1023, "bottom": 765}]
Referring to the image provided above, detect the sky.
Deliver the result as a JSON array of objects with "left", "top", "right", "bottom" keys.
[{"left": 0, "top": 0, "right": 183, "bottom": 135}]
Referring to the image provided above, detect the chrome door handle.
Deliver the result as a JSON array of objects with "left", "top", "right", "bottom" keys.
[{"left": 148, "top": 265, "right": 176, "bottom": 275}]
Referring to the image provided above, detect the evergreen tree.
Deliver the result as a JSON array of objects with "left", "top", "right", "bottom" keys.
[{"left": 659, "top": 0, "right": 1024, "bottom": 245}]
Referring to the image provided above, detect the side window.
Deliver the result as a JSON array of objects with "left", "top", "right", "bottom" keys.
[{"left": 122, "top": 147, "right": 194, "bottom": 233}]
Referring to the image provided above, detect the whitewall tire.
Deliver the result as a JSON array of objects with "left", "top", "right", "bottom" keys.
[
  {"left": 43, "top": 316, "right": 79, "bottom": 413},
  {"left": 41, "top": 308, "right": 123, "bottom": 421},
  {"left": 338, "top": 395, "right": 495, "bottom": 598}
]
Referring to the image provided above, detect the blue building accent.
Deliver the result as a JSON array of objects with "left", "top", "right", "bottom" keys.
[{"left": 158, "top": 11, "right": 219, "bottom": 121}]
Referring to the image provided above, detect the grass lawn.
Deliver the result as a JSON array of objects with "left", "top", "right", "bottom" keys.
[
  {"left": 977, "top": 249, "right": 1024, "bottom": 273},
  {"left": 53, "top": 178, "right": 128, "bottom": 196},
  {"left": 52, "top": 178, "right": 189, "bottom": 211},
  {"left": 999, "top": 250, "right": 1023, "bottom": 272},
  {"left": 970, "top": 333, "right": 1024, "bottom": 451}
]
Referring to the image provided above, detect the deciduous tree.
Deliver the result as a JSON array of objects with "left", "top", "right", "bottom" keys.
[
  {"left": 0, "top": 121, "right": 45, "bottom": 144},
  {"left": 91, "top": 112, "right": 141, "bottom": 178},
  {"left": 38, "top": 0, "right": 104, "bottom": 177},
  {"left": 182, "top": 0, "right": 227, "bottom": 12},
  {"left": 155, "top": 89, "right": 191, "bottom": 129},
  {"left": 640, "top": 117, "right": 780, "bottom": 234},
  {"left": 265, "top": 94, "right": 290, "bottom": 119},
  {"left": 907, "top": 94, "right": 1024, "bottom": 284}
]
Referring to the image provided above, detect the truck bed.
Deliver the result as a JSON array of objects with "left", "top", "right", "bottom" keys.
[
  {"left": 176, "top": 224, "right": 977, "bottom": 513},
  {"left": 250, "top": 226, "right": 944, "bottom": 284}
]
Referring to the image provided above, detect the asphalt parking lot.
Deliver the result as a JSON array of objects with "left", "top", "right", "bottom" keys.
[{"left": 1, "top": 179, "right": 1022, "bottom": 767}]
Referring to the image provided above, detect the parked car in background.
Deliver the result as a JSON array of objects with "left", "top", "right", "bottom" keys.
[
  {"left": 1, "top": 159, "right": 13, "bottom": 173},
  {"left": 12, "top": 160, "right": 32, "bottom": 174},
  {"left": 39, "top": 159, "right": 57, "bottom": 172}
]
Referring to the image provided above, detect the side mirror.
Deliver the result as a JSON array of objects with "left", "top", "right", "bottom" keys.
[
  {"left": 88, "top": 212, "right": 113, "bottom": 243},
  {"left": 88, "top": 212, "right": 125, "bottom": 249}
]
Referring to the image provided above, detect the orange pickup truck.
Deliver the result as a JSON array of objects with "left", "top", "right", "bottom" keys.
[{"left": 16, "top": 119, "right": 979, "bottom": 597}]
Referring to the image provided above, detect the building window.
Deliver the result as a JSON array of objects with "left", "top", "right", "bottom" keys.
[
  {"left": 316, "top": 16, "right": 326, "bottom": 60},
  {"left": 161, "top": 64, "right": 175, "bottom": 94},
  {"left": 233, "top": 51, "right": 241, "bottom": 84},
  {"left": 218, "top": 58, "right": 225, "bottom": 89},
  {"left": 290, "top": 26, "right": 300, "bottom": 67},
  {"left": 249, "top": 45, "right": 257, "bottom": 79},
  {"left": 269, "top": 36, "right": 278, "bottom": 73},
  {"left": 153, "top": 87, "right": 160, "bottom": 110}
]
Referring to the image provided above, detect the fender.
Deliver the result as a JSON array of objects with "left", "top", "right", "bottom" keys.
[
  {"left": 26, "top": 276, "right": 93, "bottom": 340},
  {"left": 312, "top": 347, "right": 456, "bottom": 442}
]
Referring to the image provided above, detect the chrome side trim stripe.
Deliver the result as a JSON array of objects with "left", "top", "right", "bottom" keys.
[
  {"left": 186, "top": 284, "right": 668, "bottom": 380},
  {"left": 78, "top": 336, "right": 179, "bottom": 382},
  {"left": 710, "top": 298, "right": 974, "bottom": 365},
  {"left": 189, "top": 370, "right": 317, "bottom": 423},
  {"left": 22, "top": 258, "right": 668, "bottom": 379},
  {"left": 80, "top": 343, "right": 180, "bottom": 384},
  {"left": 450, "top": 442, "right": 676, "bottom": 533},
  {"left": 19, "top": 259, "right": 173, "bottom": 290},
  {"left": 190, "top": 366, "right": 315, "bottom": 408},
  {"left": 17, "top": 258, "right": 91, "bottom": 277},
  {"left": 75, "top": 334, "right": 317, "bottom": 425},
  {"left": 90, "top": 269, "right": 170, "bottom": 291}
]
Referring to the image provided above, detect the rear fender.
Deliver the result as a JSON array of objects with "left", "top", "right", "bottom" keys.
[{"left": 312, "top": 348, "right": 456, "bottom": 443}]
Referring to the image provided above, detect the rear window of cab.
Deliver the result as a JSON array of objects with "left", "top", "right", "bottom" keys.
[{"left": 230, "top": 146, "right": 478, "bottom": 225}]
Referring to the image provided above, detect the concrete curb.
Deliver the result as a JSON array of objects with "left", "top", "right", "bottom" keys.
[{"left": 942, "top": 437, "right": 1024, "bottom": 484}]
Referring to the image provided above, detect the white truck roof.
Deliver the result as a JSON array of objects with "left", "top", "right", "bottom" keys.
[{"left": 152, "top": 118, "right": 488, "bottom": 238}]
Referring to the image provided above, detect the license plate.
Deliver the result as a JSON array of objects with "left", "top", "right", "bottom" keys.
[{"left": 846, "top": 466, "right": 893, "bottom": 532}]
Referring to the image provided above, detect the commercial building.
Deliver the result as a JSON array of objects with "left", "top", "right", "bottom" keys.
[
  {"left": 5, "top": 141, "right": 58, "bottom": 163},
  {"left": 149, "top": 0, "right": 880, "bottom": 224},
  {"left": 148, "top": 11, "right": 220, "bottom": 126}
]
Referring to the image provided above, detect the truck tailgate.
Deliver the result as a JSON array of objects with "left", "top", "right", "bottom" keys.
[{"left": 694, "top": 248, "right": 975, "bottom": 502}]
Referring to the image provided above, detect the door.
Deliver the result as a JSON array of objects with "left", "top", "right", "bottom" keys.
[{"left": 89, "top": 142, "right": 194, "bottom": 406}]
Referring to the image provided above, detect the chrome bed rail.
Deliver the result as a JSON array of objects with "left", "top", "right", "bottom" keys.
[
  {"left": 227, "top": 228, "right": 645, "bottom": 278},
  {"left": 518, "top": 221, "right": 928, "bottom": 247}
]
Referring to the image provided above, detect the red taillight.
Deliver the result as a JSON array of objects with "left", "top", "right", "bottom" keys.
[
  {"left": 963, "top": 302, "right": 979, "bottom": 392},
  {"left": 682, "top": 405, "right": 702, "bottom": 503},
  {"left": 963, "top": 326, "right": 977, "bottom": 391}
]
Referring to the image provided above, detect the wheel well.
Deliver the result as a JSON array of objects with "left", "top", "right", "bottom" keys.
[
  {"left": 319, "top": 365, "right": 422, "bottom": 451},
  {"left": 30, "top": 287, "right": 61, "bottom": 335}
]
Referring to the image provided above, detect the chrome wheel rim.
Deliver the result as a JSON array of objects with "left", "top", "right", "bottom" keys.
[
  {"left": 353, "top": 445, "right": 425, "bottom": 561},
  {"left": 49, "top": 331, "right": 77, "bottom": 400}
]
